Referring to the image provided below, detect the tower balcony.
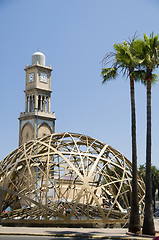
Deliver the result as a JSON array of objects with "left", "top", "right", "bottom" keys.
[{"left": 19, "top": 110, "right": 56, "bottom": 120}]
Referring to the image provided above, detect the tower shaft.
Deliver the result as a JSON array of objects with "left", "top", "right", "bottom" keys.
[{"left": 19, "top": 51, "right": 56, "bottom": 145}]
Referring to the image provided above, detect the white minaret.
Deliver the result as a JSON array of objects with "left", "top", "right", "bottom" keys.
[{"left": 18, "top": 51, "right": 56, "bottom": 145}]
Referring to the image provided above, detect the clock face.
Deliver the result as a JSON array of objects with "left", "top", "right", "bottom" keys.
[
  {"left": 40, "top": 72, "right": 48, "bottom": 83},
  {"left": 28, "top": 72, "right": 34, "bottom": 83}
]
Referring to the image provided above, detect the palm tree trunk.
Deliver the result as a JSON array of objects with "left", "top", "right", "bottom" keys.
[
  {"left": 129, "top": 73, "right": 141, "bottom": 233},
  {"left": 142, "top": 75, "right": 155, "bottom": 235},
  {"left": 152, "top": 184, "right": 156, "bottom": 213}
]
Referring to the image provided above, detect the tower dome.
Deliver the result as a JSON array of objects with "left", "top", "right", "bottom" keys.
[{"left": 32, "top": 51, "right": 45, "bottom": 66}]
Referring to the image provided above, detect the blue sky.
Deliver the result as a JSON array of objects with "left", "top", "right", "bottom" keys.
[{"left": 0, "top": 0, "right": 159, "bottom": 167}]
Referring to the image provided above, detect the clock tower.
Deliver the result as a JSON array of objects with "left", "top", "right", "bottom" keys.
[{"left": 19, "top": 51, "right": 56, "bottom": 145}]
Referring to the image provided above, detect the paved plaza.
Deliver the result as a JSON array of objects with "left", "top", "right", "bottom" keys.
[{"left": 0, "top": 219, "right": 159, "bottom": 239}]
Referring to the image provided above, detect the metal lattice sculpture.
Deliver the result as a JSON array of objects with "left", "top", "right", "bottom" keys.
[{"left": 0, "top": 132, "right": 145, "bottom": 227}]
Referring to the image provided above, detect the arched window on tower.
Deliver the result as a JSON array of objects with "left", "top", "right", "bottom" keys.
[
  {"left": 42, "top": 96, "right": 45, "bottom": 111},
  {"left": 46, "top": 97, "right": 48, "bottom": 112},
  {"left": 38, "top": 95, "right": 41, "bottom": 111},
  {"left": 30, "top": 96, "right": 33, "bottom": 112},
  {"left": 27, "top": 96, "right": 29, "bottom": 113},
  {"left": 32, "top": 95, "right": 35, "bottom": 111},
  {"left": 29, "top": 96, "right": 32, "bottom": 112}
]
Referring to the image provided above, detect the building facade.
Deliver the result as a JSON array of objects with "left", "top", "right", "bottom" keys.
[{"left": 18, "top": 51, "right": 56, "bottom": 145}]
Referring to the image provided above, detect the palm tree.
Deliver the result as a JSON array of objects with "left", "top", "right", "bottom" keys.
[
  {"left": 138, "top": 164, "right": 146, "bottom": 181},
  {"left": 139, "top": 164, "right": 159, "bottom": 213},
  {"left": 151, "top": 166, "right": 159, "bottom": 213},
  {"left": 101, "top": 38, "right": 142, "bottom": 233},
  {"left": 137, "top": 33, "right": 159, "bottom": 236}
]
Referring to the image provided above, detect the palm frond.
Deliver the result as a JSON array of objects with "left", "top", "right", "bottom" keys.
[
  {"left": 152, "top": 74, "right": 159, "bottom": 84},
  {"left": 125, "top": 32, "right": 139, "bottom": 46},
  {"left": 101, "top": 67, "right": 118, "bottom": 84},
  {"left": 101, "top": 33, "right": 159, "bottom": 86},
  {"left": 143, "top": 74, "right": 158, "bottom": 86},
  {"left": 101, "top": 52, "right": 116, "bottom": 67},
  {"left": 131, "top": 70, "right": 146, "bottom": 83},
  {"left": 142, "top": 33, "right": 159, "bottom": 69}
]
